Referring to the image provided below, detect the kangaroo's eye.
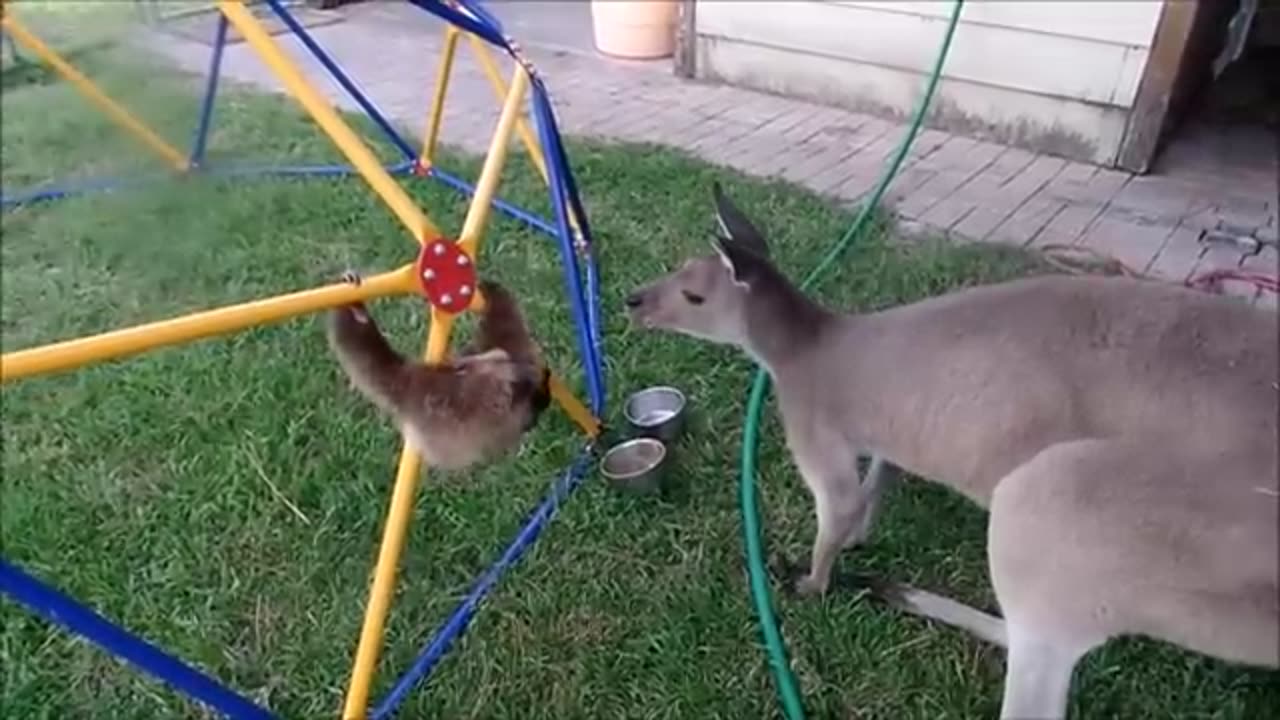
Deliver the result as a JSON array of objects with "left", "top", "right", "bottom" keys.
[{"left": 682, "top": 290, "right": 705, "bottom": 305}]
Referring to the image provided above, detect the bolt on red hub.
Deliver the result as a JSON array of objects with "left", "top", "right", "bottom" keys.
[{"left": 415, "top": 238, "right": 477, "bottom": 314}]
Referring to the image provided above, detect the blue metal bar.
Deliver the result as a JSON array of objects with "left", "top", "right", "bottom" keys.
[
  {"left": 418, "top": 165, "right": 558, "bottom": 238},
  {"left": 452, "top": 0, "right": 506, "bottom": 34},
  {"left": 584, "top": 254, "right": 605, "bottom": 394},
  {"left": 0, "top": 559, "right": 277, "bottom": 720},
  {"left": 526, "top": 79, "right": 607, "bottom": 407},
  {"left": 1, "top": 161, "right": 415, "bottom": 209},
  {"left": 557, "top": 171, "right": 607, "bottom": 405},
  {"left": 204, "top": 159, "right": 414, "bottom": 178},
  {"left": 369, "top": 448, "right": 596, "bottom": 720},
  {"left": 530, "top": 79, "right": 597, "bottom": 254},
  {"left": 2, "top": 185, "right": 82, "bottom": 207},
  {"left": 189, "top": 14, "right": 229, "bottom": 167},
  {"left": 1, "top": 173, "right": 164, "bottom": 207},
  {"left": 264, "top": 0, "right": 418, "bottom": 162},
  {"left": 532, "top": 86, "right": 606, "bottom": 412},
  {"left": 532, "top": 91, "right": 605, "bottom": 414},
  {"left": 406, "top": 0, "right": 507, "bottom": 48}
]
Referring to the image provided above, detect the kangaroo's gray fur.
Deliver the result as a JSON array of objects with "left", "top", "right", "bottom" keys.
[{"left": 624, "top": 182, "right": 1279, "bottom": 719}]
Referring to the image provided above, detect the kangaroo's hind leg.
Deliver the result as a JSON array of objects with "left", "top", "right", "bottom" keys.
[
  {"left": 987, "top": 440, "right": 1123, "bottom": 720},
  {"left": 999, "top": 624, "right": 1093, "bottom": 720}
]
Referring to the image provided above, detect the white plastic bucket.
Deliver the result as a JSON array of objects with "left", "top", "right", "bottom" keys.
[{"left": 591, "top": 1, "right": 679, "bottom": 60}]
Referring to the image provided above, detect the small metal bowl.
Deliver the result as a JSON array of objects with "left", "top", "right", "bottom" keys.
[
  {"left": 623, "top": 385, "right": 687, "bottom": 443},
  {"left": 600, "top": 437, "right": 668, "bottom": 494}
]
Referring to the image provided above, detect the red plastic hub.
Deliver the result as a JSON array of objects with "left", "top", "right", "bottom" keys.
[{"left": 415, "top": 238, "right": 477, "bottom": 314}]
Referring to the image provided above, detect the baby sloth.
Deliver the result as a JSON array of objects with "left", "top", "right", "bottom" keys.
[{"left": 328, "top": 273, "right": 551, "bottom": 470}]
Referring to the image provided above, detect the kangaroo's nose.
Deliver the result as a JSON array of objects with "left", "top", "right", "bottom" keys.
[{"left": 625, "top": 292, "right": 644, "bottom": 308}]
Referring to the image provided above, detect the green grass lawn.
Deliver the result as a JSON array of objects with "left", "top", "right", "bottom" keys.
[{"left": 3, "top": 39, "right": 1277, "bottom": 720}]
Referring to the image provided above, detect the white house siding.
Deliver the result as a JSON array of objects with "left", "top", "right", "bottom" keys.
[{"left": 693, "top": 0, "right": 1166, "bottom": 166}]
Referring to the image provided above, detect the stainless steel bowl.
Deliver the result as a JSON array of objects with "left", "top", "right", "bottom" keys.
[
  {"left": 600, "top": 437, "right": 668, "bottom": 494},
  {"left": 623, "top": 385, "right": 687, "bottom": 443}
]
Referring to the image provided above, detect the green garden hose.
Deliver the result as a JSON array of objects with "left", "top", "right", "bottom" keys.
[{"left": 737, "top": 2, "right": 966, "bottom": 717}]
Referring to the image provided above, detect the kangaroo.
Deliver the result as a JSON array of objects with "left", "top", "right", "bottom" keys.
[
  {"left": 329, "top": 272, "right": 551, "bottom": 470},
  {"left": 624, "top": 182, "right": 1279, "bottom": 719}
]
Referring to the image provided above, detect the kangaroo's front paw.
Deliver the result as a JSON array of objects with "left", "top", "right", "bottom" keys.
[
  {"left": 771, "top": 553, "right": 827, "bottom": 598},
  {"left": 793, "top": 572, "right": 830, "bottom": 597},
  {"left": 340, "top": 269, "right": 363, "bottom": 286}
]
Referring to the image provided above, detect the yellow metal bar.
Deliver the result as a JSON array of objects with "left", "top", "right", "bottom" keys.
[
  {"left": 339, "top": 326, "right": 597, "bottom": 720},
  {"left": 458, "top": 58, "right": 599, "bottom": 435},
  {"left": 424, "top": 308, "right": 457, "bottom": 360},
  {"left": 549, "top": 374, "right": 601, "bottom": 437},
  {"left": 457, "top": 61, "right": 599, "bottom": 436},
  {"left": 457, "top": 65, "right": 530, "bottom": 255},
  {"left": 215, "top": 1, "right": 440, "bottom": 244},
  {"left": 465, "top": 36, "right": 584, "bottom": 240},
  {"left": 466, "top": 34, "right": 549, "bottom": 184},
  {"left": 419, "top": 24, "right": 460, "bottom": 167},
  {"left": 428, "top": 287, "right": 596, "bottom": 435},
  {"left": 341, "top": 317, "right": 451, "bottom": 719},
  {"left": 341, "top": 68, "right": 533, "bottom": 718},
  {"left": 340, "top": 427, "right": 426, "bottom": 720},
  {"left": 438, "top": 287, "right": 596, "bottom": 435},
  {"left": 1, "top": 14, "right": 189, "bottom": 171},
  {"left": 0, "top": 265, "right": 419, "bottom": 383}
]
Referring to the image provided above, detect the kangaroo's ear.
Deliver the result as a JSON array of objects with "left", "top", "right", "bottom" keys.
[
  {"left": 712, "top": 181, "right": 770, "bottom": 259},
  {"left": 712, "top": 234, "right": 769, "bottom": 288}
]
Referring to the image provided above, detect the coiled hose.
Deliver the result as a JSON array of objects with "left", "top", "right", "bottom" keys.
[{"left": 736, "top": 2, "right": 966, "bottom": 717}]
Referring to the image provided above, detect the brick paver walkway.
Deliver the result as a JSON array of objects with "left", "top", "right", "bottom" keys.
[{"left": 148, "top": 3, "right": 1277, "bottom": 307}]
